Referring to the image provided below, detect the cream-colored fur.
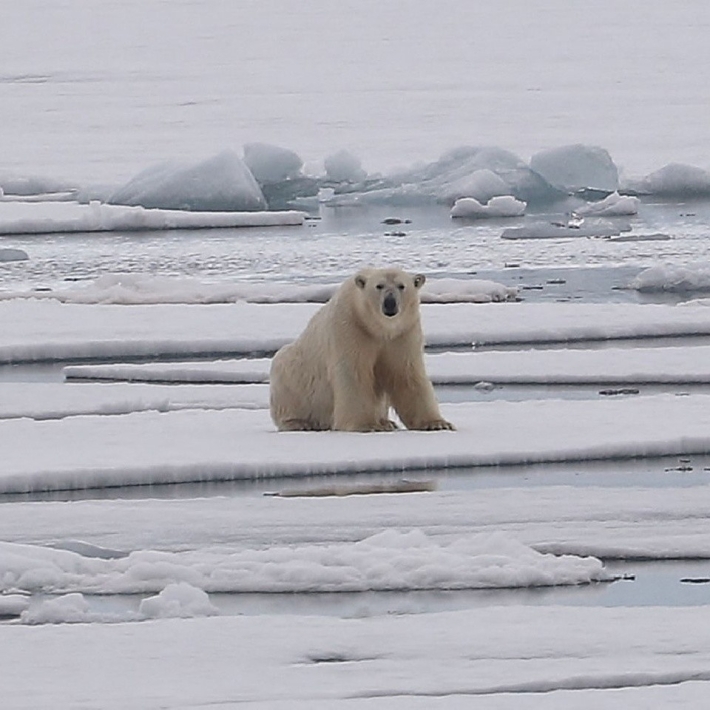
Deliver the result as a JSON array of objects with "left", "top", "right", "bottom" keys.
[{"left": 270, "top": 268, "right": 455, "bottom": 432}]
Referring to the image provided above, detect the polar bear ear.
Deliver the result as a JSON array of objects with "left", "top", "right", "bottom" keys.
[
  {"left": 413, "top": 274, "right": 426, "bottom": 289},
  {"left": 355, "top": 273, "right": 368, "bottom": 289}
]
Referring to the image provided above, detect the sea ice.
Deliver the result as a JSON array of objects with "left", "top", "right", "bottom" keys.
[
  {"left": 330, "top": 146, "right": 561, "bottom": 206},
  {"left": 574, "top": 191, "right": 639, "bottom": 217},
  {"left": 58, "top": 344, "right": 710, "bottom": 389},
  {"left": 501, "top": 217, "right": 630, "bottom": 240},
  {"left": 323, "top": 149, "right": 367, "bottom": 183},
  {"left": 0, "top": 274, "right": 515, "bottom": 305},
  {"left": 7, "top": 300, "right": 710, "bottom": 365},
  {"left": 441, "top": 168, "right": 510, "bottom": 203},
  {"left": 108, "top": 151, "right": 267, "bottom": 211},
  {"left": 529, "top": 144, "right": 619, "bottom": 193},
  {"left": 139, "top": 583, "right": 219, "bottom": 619},
  {"left": 628, "top": 162, "right": 710, "bottom": 197},
  {"left": 243, "top": 142, "right": 303, "bottom": 184},
  {"left": 0, "top": 174, "right": 78, "bottom": 197},
  {"left": 450, "top": 195, "right": 526, "bottom": 219},
  {"left": 0, "top": 531, "right": 608, "bottom": 600},
  {"left": 0, "top": 202, "right": 304, "bottom": 236},
  {"left": 630, "top": 265, "right": 710, "bottom": 293},
  {"left": 0, "top": 247, "right": 28, "bottom": 261}
]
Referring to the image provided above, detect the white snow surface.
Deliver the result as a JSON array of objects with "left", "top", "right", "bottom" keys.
[
  {"left": 58, "top": 344, "right": 710, "bottom": 388},
  {"left": 3, "top": 484, "right": 710, "bottom": 704},
  {"left": 5, "top": 395, "right": 710, "bottom": 493},
  {"left": 0, "top": 530, "right": 608, "bottom": 599},
  {"left": 0, "top": 201, "right": 304, "bottom": 235},
  {"left": 5, "top": 300, "right": 710, "bottom": 364},
  {"left": 4, "top": 2, "right": 710, "bottom": 706}
]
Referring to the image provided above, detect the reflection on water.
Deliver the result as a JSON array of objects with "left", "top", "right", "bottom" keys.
[{"left": 4, "top": 453, "right": 709, "bottom": 504}]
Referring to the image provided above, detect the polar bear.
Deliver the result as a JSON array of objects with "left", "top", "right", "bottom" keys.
[{"left": 270, "top": 268, "right": 455, "bottom": 432}]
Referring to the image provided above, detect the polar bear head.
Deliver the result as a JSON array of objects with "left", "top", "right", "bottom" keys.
[{"left": 352, "top": 268, "right": 425, "bottom": 337}]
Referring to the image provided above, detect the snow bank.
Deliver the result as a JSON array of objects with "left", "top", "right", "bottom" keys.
[
  {"left": 0, "top": 201, "right": 304, "bottom": 235},
  {"left": 108, "top": 151, "right": 267, "bottom": 211},
  {"left": 0, "top": 530, "right": 607, "bottom": 602},
  {"left": 575, "top": 191, "right": 639, "bottom": 217},
  {"left": 630, "top": 265, "right": 710, "bottom": 293},
  {"left": 0, "top": 274, "right": 514, "bottom": 306},
  {"left": 450, "top": 195, "right": 526, "bottom": 219},
  {"left": 530, "top": 144, "right": 619, "bottom": 193}
]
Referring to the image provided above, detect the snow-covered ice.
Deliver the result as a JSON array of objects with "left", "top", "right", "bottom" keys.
[
  {"left": 450, "top": 195, "right": 526, "bottom": 219},
  {"left": 60, "top": 344, "right": 710, "bottom": 387},
  {"left": 574, "top": 192, "right": 640, "bottom": 217},
  {"left": 501, "top": 218, "right": 631, "bottom": 240},
  {"left": 0, "top": 201, "right": 304, "bottom": 236},
  {"left": 0, "top": 273, "right": 517, "bottom": 305},
  {"left": 6, "top": 299, "right": 710, "bottom": 364},
  {"left": 631, "top": 265, "right": 710, "bottom": 293},
  {"left": 4, "top": 1, "right": 710, "bottom": 706}
]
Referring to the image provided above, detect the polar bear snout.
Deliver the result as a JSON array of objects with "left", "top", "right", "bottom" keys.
[{"left": 382, "top": 292, "right": 399, "bottom": 317}]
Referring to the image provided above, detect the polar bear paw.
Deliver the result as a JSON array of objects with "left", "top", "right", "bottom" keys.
[{"left": 418, "top": 419, "right": 456, "bottom": 431}]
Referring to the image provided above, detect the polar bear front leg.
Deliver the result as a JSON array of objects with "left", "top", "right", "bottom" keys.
[
  {"left": 331, "top": 363, "right": 394, "bottom": 432},
  {"left": 389, "top": 361, "right": 455, "bottom": 431}
]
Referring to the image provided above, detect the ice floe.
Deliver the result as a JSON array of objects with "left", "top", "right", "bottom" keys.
[
  {"left": 574, "top": 191, "right": 639, "bottom": 217},
  {"left": 243, "top": 142, "right": 303, "bottom": 184},
  {"left": 450, "top": 195, "right": 526, "bottom": 219},
  {"left": 530, "top": 144, "right": 619, "bottom": 194},
  {"left": 0, "top": 274, "right": 517, "bottom": 305},
  {"left": 6, "top": 300, "right": 710, "bottom": 364},
  {"left": 0, "top": 201, "right": 304, "bottom": 236},
  {"left": 59, "top": 344, "right": 710, "bottom": 388},
  {"left": 630, "top": 265, "right": 710, "bottom": 293},
  {"left": 501, "top": 217, "right": 631, "bottom": 240},
  {"left": 0, "top": 247, "right": 28, "bottom": 262},
  {"left": 0, "top": 382, "right": 268, "bottom": 420},
  {"left": 626, "top": 163, "right": 710, "bottom": 197},
  {"left": 0, "top": 531, "right": 608, "bottom": 599},
  {"left": 108, "top": 151, "right": 267, "bottom": 212},
  {"left": 4, "top": 395, "right": 710, "bottom": 492},
  {"left": 324, "top": 149, "right": 368, "bottom": 183}
]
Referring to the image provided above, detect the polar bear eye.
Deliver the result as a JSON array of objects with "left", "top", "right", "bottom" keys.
[
  {"left": 397, "top": 283, "right": 405, "bottom": 291},
  {"left": 375, "top": 283, "right": 385, "bottom": 290}
]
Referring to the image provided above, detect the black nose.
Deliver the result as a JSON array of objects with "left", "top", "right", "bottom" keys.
[{"left": 383, "top": 293, "right": 398, "bottom": 317}]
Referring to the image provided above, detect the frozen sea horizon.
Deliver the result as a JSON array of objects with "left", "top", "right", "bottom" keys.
[{"left": 2, "top": 0, "right": 710, "bottom": 185}]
